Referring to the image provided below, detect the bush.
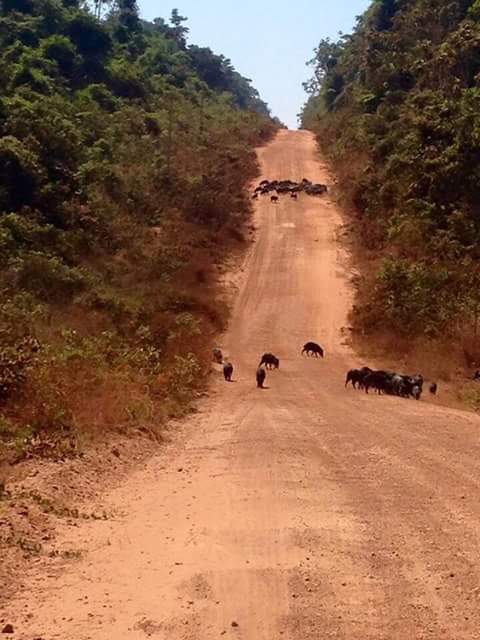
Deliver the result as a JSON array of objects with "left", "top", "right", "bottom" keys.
[
  {"left": 41, "top": 35, "right": 77, "bottom": 78},
  {"left": 166, "top": 353, "right": 201, "bottom": 401},
  {"left": 0, "top": 136, "right": 40, "bottom": 210},
  {"left": 0, "top": 335, "right": 39, "bottom": 402},
  {"left": 373, "top": 258, "right": 461, "bottom": 335},
  {"left": 10, "top": 253, "right": 86, "bottom": 302}
]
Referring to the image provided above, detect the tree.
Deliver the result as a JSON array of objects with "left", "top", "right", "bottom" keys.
[
  {"left": 42, "top": 35, "right": 77, "bottom": 79},
  {"left": 303, "top": 39, "right": 344, "bottom": 96},
  {"left": 92, "top": 0, "right": 113, "bottom": 19},
  {"left": 1, "top": 0, "right": 34, "bottom": 15},
  {"left": 115, "top": 0, "right": 140, "bottom": 42},
  {"left": 67, "top": 13, "right": 112, "bottom": 59},
  {"left": 372, "top": 0, "right": 399, "bottom": 31},
  {"left": 0, "top": 136, "right": 40, "bottom": 210},
  {"left": 170, "top": 8, "right": 188, "bottom": 48}
]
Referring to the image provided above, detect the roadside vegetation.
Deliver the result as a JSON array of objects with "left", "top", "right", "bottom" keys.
[
  {"left": 301, "top": 0, "right": 480, "bottom": 387},
  {"left": 0, "top": 0, "right": 279, "bottom": 465}
]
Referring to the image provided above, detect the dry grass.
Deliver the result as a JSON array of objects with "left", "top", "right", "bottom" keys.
[
  {"left": 0, "top": 200, "right": 252, "bottom": 467},
  {"left": 351, "top": 331, "right": 464, "bottom": 380}
]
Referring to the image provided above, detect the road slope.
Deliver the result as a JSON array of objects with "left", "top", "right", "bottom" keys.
[{"left": 5, "top": 130, "right": 480, "bottom": 640}]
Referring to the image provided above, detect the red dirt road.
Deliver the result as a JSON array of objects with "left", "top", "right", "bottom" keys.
[{"left": 4, "top": 130, "right": 480, "bottom": 639}]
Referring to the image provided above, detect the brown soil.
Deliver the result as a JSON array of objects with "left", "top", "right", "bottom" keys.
[{"left": 2, "top": 130, "right": 480, "bottom": 640}]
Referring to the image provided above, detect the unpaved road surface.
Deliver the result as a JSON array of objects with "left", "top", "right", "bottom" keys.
[{"left": 4, "top": 130, "right": 480, "bottom": 639}]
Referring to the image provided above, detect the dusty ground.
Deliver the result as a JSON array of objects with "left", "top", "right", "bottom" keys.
[{"left": 2, "top": 130, "right": 480, "bottom": 639}]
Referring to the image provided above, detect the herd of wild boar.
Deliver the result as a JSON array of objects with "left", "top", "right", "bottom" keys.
[
  {"left": 215, "top": 347, "right": 439, "bottom": 401},
  {"left": 212, "top": 175, "right": 447, "bottom": 402},
  {"left": 213, "top": 342, "right": 324, "bottom": 389},
  {"left": 252, "top": 178, "right": 328, "bottom": 203},
  {"left": 345, "top": 366, "right": 434, "bottom": 400}
]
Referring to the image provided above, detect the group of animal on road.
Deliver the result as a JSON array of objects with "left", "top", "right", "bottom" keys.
[
  {"left": 214, "top": 345, "right": 442, "bottom": 402},
  {"left": 213, "top": 342, "right": 324, "bottom": 389},
  {"left": 252, "top": 178, "right": 328, "bottom": 204},
  {"left": 345, "top": 366, "right": 437, "bottom": 400}
]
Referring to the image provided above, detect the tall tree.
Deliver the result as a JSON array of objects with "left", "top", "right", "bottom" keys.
[
  {"left": 115, "top": 0, "right": 140, "bottom": 42},
  {"left": 170, "top": 8, "right": 188, "bottom": 48},
  {"left": 373, "top": 0, "right": 399, "bottom": 31}
]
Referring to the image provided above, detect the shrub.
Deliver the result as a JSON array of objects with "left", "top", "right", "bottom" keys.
[
  {"left": 0, "top": 335, "right": 40, "bottom": 402},
  {"left": 41, "top": 35, "right": 77, "bottom": 78},
  {"left": 166, "top": 353, "right": 201, "bottom": 401},
  {"left": 10, "top": 253, "right": 86, "bottom": 302},
  {"left": 369, "top": 258, "right": 462, "bottom": 335},
  {"left": 0, "top": 136, "right": 40, "bottom": 210}
]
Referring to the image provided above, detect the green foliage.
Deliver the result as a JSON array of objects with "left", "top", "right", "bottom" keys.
[
  {"left": 0, "top": 333, "right": 39, "bottom": 402},
  {"left": 66, "top": 11, "right": 111, "bottom": 60},
  {"left": 373, "top": 258, "right": 462, "bottom": 334},
  {"left": 167, "top": 353, "right": 201, "bottom": 401},
  {"left": 41, "top": 35, "right": 77, "bottom": 77},
  {"left": 115, "top": 0, "right": 141, "bottom": 41},
  {"left": 11, "top": 253, "right": 86, "bottom": 302},
  {"left": 1, "top": 0, "right": 35, "bottom": 14},
  {"left": 0, "top": 0, "right": 278, "bottom": 459},
  {"left": 0, "top": 136, "right": 40, "bottom": 210},
  {"left": 301, "top": 0, "right": 480, "bottom": 338}
]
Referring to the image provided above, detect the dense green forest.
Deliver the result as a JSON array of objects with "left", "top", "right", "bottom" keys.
[
  {"left": 301, "top": 0, "right": 480, "bottom": 359},
  {"left": 0, "top": 0, "right": 278, "bottom": 463}
]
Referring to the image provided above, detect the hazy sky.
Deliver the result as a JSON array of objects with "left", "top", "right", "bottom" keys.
[{"left": 137, "top": 1, "right": 371, "bottom": 128}]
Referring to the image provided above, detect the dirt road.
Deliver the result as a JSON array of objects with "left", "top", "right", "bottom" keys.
[{"left": 5, "top": 130, "right": 480, "bottom": 639}]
